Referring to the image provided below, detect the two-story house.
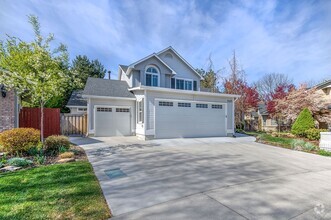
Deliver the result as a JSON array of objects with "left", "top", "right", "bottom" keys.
[{"left": 82, "top": 47, "right": 239, "bottom": 139}]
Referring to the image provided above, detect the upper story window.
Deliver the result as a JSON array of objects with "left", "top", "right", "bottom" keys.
[
  {"left": 171, "top": 78, "right": 193, "bottom": 90},
  {"left": 145, "top": 66, "right": 159, "bottom": 87}
]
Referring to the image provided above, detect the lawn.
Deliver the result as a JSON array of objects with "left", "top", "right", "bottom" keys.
[{"left": 0, "top": 161, "right": 111, "bottom": 220}]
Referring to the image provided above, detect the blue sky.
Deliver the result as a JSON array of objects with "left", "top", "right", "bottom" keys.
[{"left": 1, "top": 0, "right": 330, "bottom": 85}]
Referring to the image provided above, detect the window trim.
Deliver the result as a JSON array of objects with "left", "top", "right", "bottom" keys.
[
  {"left": 145, "top": 65, "right": 160, "bottom": 87},
  {"left": 178, "top": 102, "right": 191, "bottom": 107},
  {"left": 137, "top": 99, "right": 144, "bottom": 123},
  {"left": 196, "top": 103, "right": 208, "bottom": 108},
  {"left": 171, "top": 77, "right": 193, "bottom": 91},
  {"left": 159, "top": 101, "right": 173, "bottom": 107}
]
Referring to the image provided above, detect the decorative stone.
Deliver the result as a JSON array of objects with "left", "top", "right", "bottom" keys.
[
  {"left": 0, "top": 166, "right": 22, "bottom": 172},
  {"left": 57, "top": 158, "right": 75, "bottom": 163},
  {"left": 320, "top": 132, "right": 331, "bottom": 152}
]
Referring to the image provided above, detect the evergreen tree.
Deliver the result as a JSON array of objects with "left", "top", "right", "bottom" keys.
[{"left": 291, "top": 108, "right": 315, "bottom": 136}]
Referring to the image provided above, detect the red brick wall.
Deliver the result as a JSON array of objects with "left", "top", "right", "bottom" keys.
[{"left": 0, "top": 90, "right": 16, "bottom": 132}]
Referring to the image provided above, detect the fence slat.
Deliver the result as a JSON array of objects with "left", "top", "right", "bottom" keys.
[{"left": 60, "top": 114, "right": 87, "bottom": 137}]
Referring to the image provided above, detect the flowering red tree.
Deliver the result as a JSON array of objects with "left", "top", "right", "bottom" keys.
[
  {"left": 244, "top": 86, "right": 259, "bottom": 109},
  {"left": 266, "top": 84, "right": 295, "bottom": 115}
]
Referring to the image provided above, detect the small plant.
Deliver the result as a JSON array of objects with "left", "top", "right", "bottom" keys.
[
  {"left": 44, "top": 135, "right": 70, "bottom": 156},
  {"left": 291, "top": 108, "right": 315, "bottom": 137},
  {"left": 59, "top": 152, "right": 74, "bottom": 159},
  {"left": 291, "top": 139, "right": 306, "bottom": 151},
  {"left": 0, "top": 162, "right": 3, "bottom": 168},
  {"left": 34, "top": 154, "right": 46, "bottom": 165},
  {"left": 0, "top": 128, "right": 40, "bottom": 154},
  {"left": 305, "top": 128, "right": 328, "bottom": 141},
  {"left": 7, "top": 157, "right": 33, "bottom": 167},
  {"left": 1, "top": 154, "right": 7, "bottom": 164},
  {"left": 302, "top": 142, "right": 316, "bottom": 151},
  {"left": 59, "top": 146, "right": 69, "bottom": 154},
  {"left": 318, "top": 149, "right": 331, "bottom": 156}
]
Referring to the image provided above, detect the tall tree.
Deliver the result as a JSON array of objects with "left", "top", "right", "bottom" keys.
[
  {"left": 222, "top": 51, "right": 248, "bottom": 128},
  {"left": 266, "top": 84, "right": 294, "bottom": 115},
  {"left": 71, "top": 55, "right": 107, "bottom": 89},
  {"left": 0, "top": 15, "right": 69, "bottom": 141},
  {"left": 196, "top": 55, "right": 220, "bottom": 92},
  {"left": 254, "top": 73, "right": 293, "bottom": 100}
]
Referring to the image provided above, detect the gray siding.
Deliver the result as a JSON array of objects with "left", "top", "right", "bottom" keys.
[
  {"left": 145, "top": 90, "right": 233, "bottom": 131},
  {"left": 132, "top": 70, "right": 141, "bottom": 87},
  {"left": 134, "top": 56, "right": 172, "bottom": 88},
  {"left": 158, "top": 50, "right": 201, "bottom": 90}
]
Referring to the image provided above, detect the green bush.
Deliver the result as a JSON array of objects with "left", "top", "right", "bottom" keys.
[
  {"left": 34, "top": 154, "right": 46, "bottom": 165},
  {"left": 44, "top": 135, "right": 70, "bottom": 155},
  {"left": 0, "top": 128, "right": 41, "bottom": 155},
  {"left": 0, "top": 162, "right": 3, "bottom": 168},
  {"left": 291, "top": 108, "right": 315, "bottom": 137},
  {"left": 305, "top": 128, "right": 328, "bottom": 140},
  {"left": 318, "top": 149, "right": 331, "bottom": 156},
  {"left": 291, "top": 139, "right": 306, "bottom": 150},
  {"left": 302, "top": 142, "right": 316, "bottom": 151},
  {"left": 7, "top": 157, "right": 33, "bottom": 167}
]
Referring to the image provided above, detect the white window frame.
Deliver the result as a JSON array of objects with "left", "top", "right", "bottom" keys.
[
  {"left": 137, "top": 99, "right": 144, "bottom": 123},
  {"left": 172, "top": 77, "right": 193, "bottom": 91},
  {"left": 145, "top": 65, "right": 160, "bottom": 87}
]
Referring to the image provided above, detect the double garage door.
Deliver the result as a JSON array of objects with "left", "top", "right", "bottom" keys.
[
  {"left": 94, "top": 106, "right": 131, "bottom": 137},
  {"left": 155, "top": 100, "right": 227, "bottom": 139}
]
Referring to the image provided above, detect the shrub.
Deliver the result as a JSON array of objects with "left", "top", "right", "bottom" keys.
[
  {"left": 318, "top": 149, "right": 331, "bottom": 156},
  {"left": 59, "top": 152, "right": 74, "bottom": 159},
  {"left": 291, "top": 108, "right": 315, "bottom": 137},
  {"left": 44, "top": 135, "right": 70, "bottom": 155},
  {"left": 0, "top": 162, "right": 3, "bottom": 168},
  {"left": 305, "top": 128, "right": 328, "bottom": 141},
  {"left": 291, "top": 139, "right": 306, "bottom": 151},
  {"left": 59, "top": 146, "right": 69, "bottom": 154},
  {"left": 0, "top": 128, "right": 40, "bottom": 154},
  {"left": 302, "top": 142, "right": 316, "bottom": 151},
  {"left": 7, "top": 157, "right": 33, "bottom": 167},
  {"left": 34, "top": 154, "right": 46, "bottom": 165}
]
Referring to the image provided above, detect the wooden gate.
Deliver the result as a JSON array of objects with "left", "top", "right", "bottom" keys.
[
  {"left": 19, "top": 107, "right": 61, "bottom": 137},
  {"left": 61, "top": 114, "right": 87, "bottom": 136}
]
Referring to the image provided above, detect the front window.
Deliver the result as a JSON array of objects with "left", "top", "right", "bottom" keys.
[
  {"left": 145, "top": 66, "right": 159, "bottom": 87},
  {"left": 137, "top": 99, "right": 144, "bottom": 123},
  {"left": 173, "top": 78, "right": 193, "bottom": 90}
]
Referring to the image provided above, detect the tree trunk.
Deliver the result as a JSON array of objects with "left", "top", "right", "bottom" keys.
[{"left": 40, "top": 101, "right": 44, "bottom": 143}]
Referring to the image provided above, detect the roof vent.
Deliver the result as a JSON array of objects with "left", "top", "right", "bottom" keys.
[{"left": 165, "top": 53, "right": 173, "bottom": 59}]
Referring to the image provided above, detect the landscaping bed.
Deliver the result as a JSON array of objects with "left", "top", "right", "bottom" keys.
[
  {"left": 0, "top": 161, "right": 111, "bottom": 220},
  {"left": 243, "top": 131, "right": 331, "bottom": 156}
]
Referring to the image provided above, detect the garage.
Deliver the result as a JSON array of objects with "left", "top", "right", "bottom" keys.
[
  {"left": 155, "top": 100, "right": 227, "bottom": 139},
  {"left": 94, "top": 106, "right": 131, "bottom": 137}
]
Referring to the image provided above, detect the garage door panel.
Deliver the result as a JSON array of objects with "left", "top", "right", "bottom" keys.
[
  {"left": 95, "top": 107, "right": 131, "bottom": 137},
  {"left": 155, "top": 101, "right": 226, "bottom": 139}
]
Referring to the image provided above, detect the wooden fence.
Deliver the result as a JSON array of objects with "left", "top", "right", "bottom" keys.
[
  {"left": 61, "top": 114, "right": 87, "bottom": 136},
  {"left": 19, "top": 107, "right": 61, "bottom": 137}
]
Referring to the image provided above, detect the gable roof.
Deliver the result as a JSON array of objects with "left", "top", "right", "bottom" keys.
[
  {"left": 66, "top": 90, "right": 87, "bottom": 107},
  {"left": 83, "top": 77, "right": 135, "bottom": 99},
  {"left": 314, "top": 79, "right": 331, "bottom": 90},
  {"left": 128, "top": 53, "right": 176, "bottom": 74},
  {"left": 157, "top": 46, "right": 203, "bottom": 80}
]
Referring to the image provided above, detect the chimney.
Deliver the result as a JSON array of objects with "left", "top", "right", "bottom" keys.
[{"left": 108, "top": 70, "right": 111, "bottom": 80}]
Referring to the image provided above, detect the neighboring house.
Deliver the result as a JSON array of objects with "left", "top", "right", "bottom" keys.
[
  {"left": 0, "top": 85, "right": 19, "bottom": 132},
  {"left": 82, "top": 46, "right": 239, "bottom": 139},
  {"left": 66, "top": 90, "right": 87, "bottom": 115},
  {"left": 312, "top": 80, "right": 331, "bottom": 129},
  {"left": 257, "top": 103, "right": 278, "bottom": 132}
]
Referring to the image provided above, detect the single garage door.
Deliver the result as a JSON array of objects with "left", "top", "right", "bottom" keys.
[
  {"left": 155, "top": 100, "right": 226, "bottom": 139},
  {"left": 94, "top": 106, "right": 131, "bottom": 137}
]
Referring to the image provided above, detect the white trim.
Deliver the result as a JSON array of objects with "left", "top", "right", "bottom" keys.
[
  {"left": 66, "top": 105, "right": 88, "bottom": 108},
  {"left": 143, "top": 90, "right": 147, "bottom": 134},
  {"left": 128, "top": 53, "right": 177, "bottom": 75},
  {"left": 93, "top": 105, "right": 132, "bottom": 136},
  {"left": 156, "top": 46, "right": 203, "bottom": 80},
  {"left": 155, "top": 98, "right": 227, "bottom": 105},
  {"left": 82, "top": 95, "right": 136, "bottom": 100},
  {"left": 129, "top": 86, "right": 240, "bottom": 98}
]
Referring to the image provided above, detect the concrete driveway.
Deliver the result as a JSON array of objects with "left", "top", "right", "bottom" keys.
[{"left": 70, "top": 135, "right": 331, "bottom": 220}]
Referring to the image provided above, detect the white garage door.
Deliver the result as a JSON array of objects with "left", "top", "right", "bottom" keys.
[
  {"left": 94, "top": 106, "right": 131, "bottom": 137},
  {"left": 155, "top": 100, "right": 227, "bottom": 139}
]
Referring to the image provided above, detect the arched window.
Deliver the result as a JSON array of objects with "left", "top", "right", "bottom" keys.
[{"left": 145, "top": 66, "right": 159, "bottom": 87}]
